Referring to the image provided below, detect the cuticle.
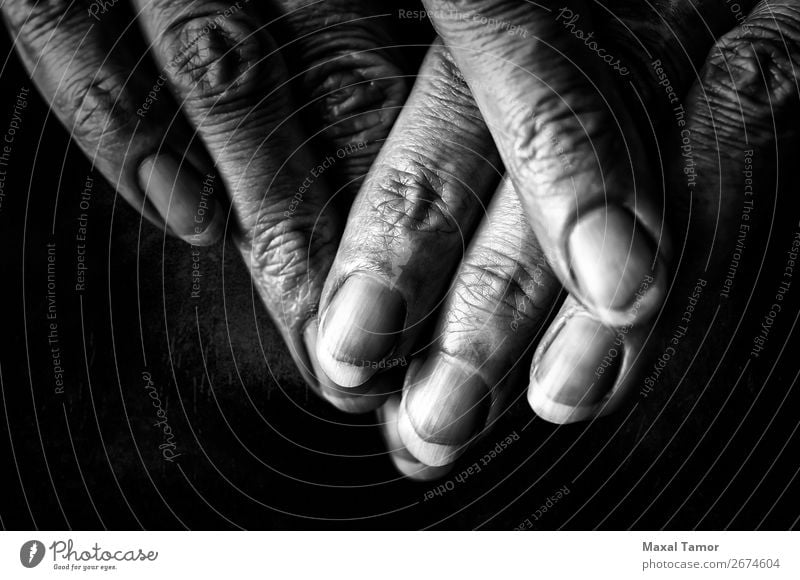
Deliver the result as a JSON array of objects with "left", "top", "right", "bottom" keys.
[{"left": 532, "top": 309, "right": 582, "bottom": 369}]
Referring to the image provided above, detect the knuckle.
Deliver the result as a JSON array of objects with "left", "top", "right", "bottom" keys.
[
  {"left": 702, "top": 6, "right": 800, "bottom": 124},
  {"left": 56, "top": 68, "right": 138, "bottom": 147},
  {"left": 454, "top": 246, "right": 543, "bottom": 326},
  {"left": 321, "top": 388, "right": 379, "bottom": 414},
  {"left": 304, "top": 51, "right": 406, "bottom": 144},
  {"left": 3, "top": 0, "right": 76, "bottom": 36},
  {"left": 161, "top": 10, "right": 275, "bottom": 102},
  {"left": 301, "top": 50, "right": 406, "bottom": 194},
  {"left": 243, "top": 209, "right": 336, "bottom": 304},
  {"left": 369, "top": 160, "right": 462, "bottom": 236},
  {"left": 280, "top": 6, "right": 407, "bottom": 133},
  {"left": 510, "top": 91, "right": 611, "bottom": 189},
  {"left": 438, "top": 246, "right": 553, "bottom": 364}
]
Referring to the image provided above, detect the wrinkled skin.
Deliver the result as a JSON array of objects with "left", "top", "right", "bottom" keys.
[
  {"left": 0, "top": 0, "right": 413, "bottom": 401},
  {"left": 308, "top": 1, "right": 800, "bottom": 478},
  {"left": 6, "top": 0, "right": 799, "bottom": 483}
]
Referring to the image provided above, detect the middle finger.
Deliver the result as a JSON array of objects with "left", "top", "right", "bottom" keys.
[{"left": 315, "top": 41, "right": 503, "bottom": 390}]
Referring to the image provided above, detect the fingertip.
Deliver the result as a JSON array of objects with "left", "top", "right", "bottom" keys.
[
  {"left": 389, "top": 447, "right": 453, "bottom": 481},
  {"left": 304, "top": 319, "right": 389, "bottom": 414},
  {"left": 379, "top": 396, "right": 452, "bottom": 481}
]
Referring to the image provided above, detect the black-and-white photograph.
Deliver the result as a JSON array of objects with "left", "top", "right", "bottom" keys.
[{"left": 0, "top": 0, "right": 798, "bottom": 560}]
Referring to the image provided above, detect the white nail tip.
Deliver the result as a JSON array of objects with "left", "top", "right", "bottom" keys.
[
  {"left": 315, "top": 340, "right": 373, "bottom": 388},
  {"left": 397, "top": 403, "right": 463, "bottom": 467},
  {"left": 527, "top": 380, "right": 601, "bottom": 425}
]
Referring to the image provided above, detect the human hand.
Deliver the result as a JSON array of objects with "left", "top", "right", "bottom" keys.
[
  {"left": 312, "top": 1, "right": 800, "bottom": 477},
  {"left": 2, "top": 0, "right": 413, "bottom": 395}
]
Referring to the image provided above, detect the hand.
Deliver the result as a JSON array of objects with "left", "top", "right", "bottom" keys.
[
  {"left": 312, "top": 0, "right": 800, "bottom": 478},
  {"left": 1, "top": 0, "right": 413, "bottom": 396},
  {"left": 419, "top": 0, "right": 684, "bottom": 329}
]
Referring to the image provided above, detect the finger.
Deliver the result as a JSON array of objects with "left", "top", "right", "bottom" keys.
[
  {"left": 379, "top": 394, "right": 452, "bottom": 480},
  {"left": 421, "top": 0, "right": 669, "bottom": 326},
  {"left": 275, "top": 0, "right": 411, "bottom": 203},
  {"left": 273, "top": 0, "right": 415, "bottom": 403},
  {"left": 315, "top": 42, "right": 504, "bottom": 388},
  {"left": 133, "top": 0, "right": 413, "bottom": 395},
  {"left": 398, "top": 178, "right": 562, "bottom": 467},
  {"left": 132, "top": 0, "right": 343, "bottom": 384},
  {"left": 600, "top": 0, "right": 757, "bottom": 125},
  {"left": 529, "top": 0, "right": 799, "bottom": 423},
  {"left": 1, "top": 0, "right": 225, "bottom": 244}
]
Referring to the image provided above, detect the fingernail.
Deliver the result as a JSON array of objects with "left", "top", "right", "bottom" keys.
[
  {"left": 302, "top": 320, "right": 382, "bottom": 413},
  {"left": 397, "top": 357, "right": 489, "bottom": 467},
  {"left": 379, "top": 395, "right": 452, "bottom": 482},
  {"left": 138, "top": 153, "right": 224, "bottom": 246},
  {"left": 568, "top": 207, "right": 664, "bottom": 325},
  {"left": 528, "top": 315, "right": 622, "bottom": 424},
  {"left": 316, "top": 273, "right": 406, "bottom": 388}
]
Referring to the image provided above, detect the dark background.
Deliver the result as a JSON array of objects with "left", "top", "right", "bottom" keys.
[{"left": 1, "top": 17, "right": 799, "bottom": 531}]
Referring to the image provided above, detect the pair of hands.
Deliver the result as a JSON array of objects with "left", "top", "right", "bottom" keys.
[{"left": 5, "top": 0, "right": 796, "bottom": 480}]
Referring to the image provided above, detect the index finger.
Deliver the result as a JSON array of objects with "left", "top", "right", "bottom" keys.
[{"left": 419, "top": 0, "right": 669, "bottom": 327}]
